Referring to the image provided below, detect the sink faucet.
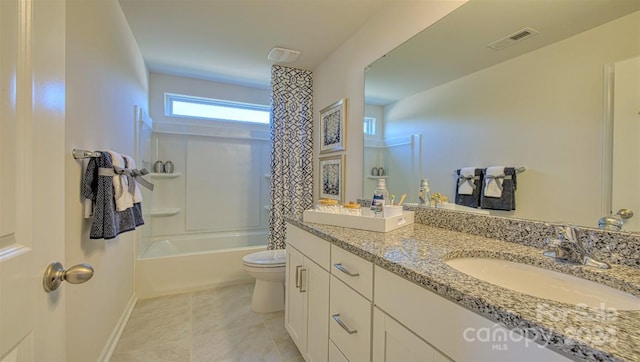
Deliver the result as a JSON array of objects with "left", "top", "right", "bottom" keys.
[{"left": 543, "top": 225, "right": 610, "bottom": 269}]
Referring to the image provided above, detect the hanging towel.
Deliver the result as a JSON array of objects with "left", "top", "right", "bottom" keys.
[
  {"left": 480, "top": 167, "right": 517, "bottom": 211},
  {"left": 122, "top": 154, "right": 143, "bottom": 203},
  {"left": 104, "top": 150, "right": 134, "bottom": 211},
  {"left": 457, "top": 167, "right": 477, "bottom": 195},
  {"left": 455, "top": 168, "right": 482, "bottom": 208},
  {"left": 483, "top": 166, "right": 505, "bottom": 198},
  {"left": 81, "top": 152, "right": 144, "bottom": 239}
]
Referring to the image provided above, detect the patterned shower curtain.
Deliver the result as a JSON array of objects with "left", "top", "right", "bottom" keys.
[{"left": 268, "top": 65, "right": 314, "bottom": 249}]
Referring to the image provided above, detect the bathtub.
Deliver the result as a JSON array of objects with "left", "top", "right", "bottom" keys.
[{"left": 135, "top": 231, "right": 267, "bottom": 299}]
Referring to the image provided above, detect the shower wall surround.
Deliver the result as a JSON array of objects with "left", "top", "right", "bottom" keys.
[{"left": 151, "top": 129, "right": 271, "bottom": 238}]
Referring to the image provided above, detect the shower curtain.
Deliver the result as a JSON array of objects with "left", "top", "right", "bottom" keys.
[{"left": 268, "top": 65, "right": 313, "bottom": 249}]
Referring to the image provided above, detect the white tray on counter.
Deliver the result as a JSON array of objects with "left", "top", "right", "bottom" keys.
[{"left": 302, "top": 209, "right": 414, "bottom": 233}]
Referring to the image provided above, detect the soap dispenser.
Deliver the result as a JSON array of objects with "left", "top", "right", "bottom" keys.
[{"left": 371, "top": 178, "right": 389, "bottom": 216}]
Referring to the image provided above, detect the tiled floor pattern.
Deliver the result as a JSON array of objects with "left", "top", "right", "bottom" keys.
[{"left": 110, "top": 283, "right": 302, "bottom": 362}]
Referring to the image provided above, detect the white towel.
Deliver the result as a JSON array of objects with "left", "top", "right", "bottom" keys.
[
  {"left": 457, "top": 167, "right": 476, "bottom": 195},
  {"left": 105, "top": 150, "right": 134, "bottom": 211},
  {"left": 484, "top": 166, "right": 506, "bottom": 198},
  {"left": 123, "top": 154, "right": 143, "bottom": 204}
]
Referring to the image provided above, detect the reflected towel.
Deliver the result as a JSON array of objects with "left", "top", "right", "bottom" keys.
[
  {"left": 457, "top": 167, "right": 477, "bottom": 195},
  {"left": 455, "top": 168, "right": 482, "bottom": 208},
  {"left": 480, "top": 167, "right": 517, "bottom": 211},
  {"left": 483, "top": 166, "right": 505, "bottom": 198}
]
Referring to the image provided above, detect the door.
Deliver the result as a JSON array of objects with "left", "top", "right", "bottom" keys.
[
  {"left": 610, "top": 56, "right": 640, "bottom": 232},
  {"left": 285, "top": 245, "right": 306, "bottom": 353},
  {"left": 1, "top": 0, "right": 66, "bottom": 361},
  {"left": 305, "top": 258, "right": 329, "bottom": 362},
  {"left": 372, "top": 307, "right": 450, "bottom": 362}
]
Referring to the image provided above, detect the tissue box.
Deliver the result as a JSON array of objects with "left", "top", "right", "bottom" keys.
[{"left": 302, "top": 209, "right": 414, "bottom": 232}]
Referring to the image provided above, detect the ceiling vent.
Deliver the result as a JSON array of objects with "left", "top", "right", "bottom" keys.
[
  {"left": 268, "top": 47, "right": 301, "bottom": 63},
  {"left": 488, "top": 27, "right": 539, "bottom": 50}
]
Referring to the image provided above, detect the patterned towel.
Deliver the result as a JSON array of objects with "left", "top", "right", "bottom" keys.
[{"left": 81, "top": 152, "right": 144, "bottom": 239}]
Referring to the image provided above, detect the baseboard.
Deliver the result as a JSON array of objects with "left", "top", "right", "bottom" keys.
[{"left": 98, "top": 293, "right": 138, "bottom": 362}]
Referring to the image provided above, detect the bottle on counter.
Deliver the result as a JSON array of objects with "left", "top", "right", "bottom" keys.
[
  {"left": 371, "top": 178, "right": 389, "bottom": 216},
  {"left": 418, "top": 179, "right": 431, "bottom": 207}
]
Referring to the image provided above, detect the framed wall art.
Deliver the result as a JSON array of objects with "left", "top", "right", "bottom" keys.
[
  {"left": 319, "top": 154, "right": 344, "bottom": 202},
  {"left": 319, "top": 98, "right": 347, "bottom": 153}
]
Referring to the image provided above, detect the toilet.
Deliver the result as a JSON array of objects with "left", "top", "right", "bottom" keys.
[{"left": 242, "top": 249, "right": 286, "bottom": 313}]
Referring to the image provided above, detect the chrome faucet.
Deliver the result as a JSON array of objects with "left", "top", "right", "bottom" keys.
[{"left": 543, "top": 225, "right": 610, "bottom": 269}]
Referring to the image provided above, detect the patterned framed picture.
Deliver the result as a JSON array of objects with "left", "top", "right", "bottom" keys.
[
  {"left": 319, "top": 98, "right": 347, "bottom": 153},
  {"left": 319, "top": 154, "right": 344, "bottom": 202}
]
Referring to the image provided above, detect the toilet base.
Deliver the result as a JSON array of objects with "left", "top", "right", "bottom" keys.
[{"left": 251, "top": 279, "right": 284, "bottom": 313}]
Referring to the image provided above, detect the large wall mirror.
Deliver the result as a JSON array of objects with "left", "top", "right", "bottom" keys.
[{"left": 364, "top": 0, "right": 640, "bottom": 231}]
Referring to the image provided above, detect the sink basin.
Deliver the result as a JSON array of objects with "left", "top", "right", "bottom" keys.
[{"left": 446, "top": 258, "right": 640, "bottom": 310}]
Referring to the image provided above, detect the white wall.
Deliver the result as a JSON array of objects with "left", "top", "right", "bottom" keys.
[
  {"left": 382, "top": 11, "right": 640, "bottom": 226},
  {"left": 64, "top": 0, "right": 148, "bottom": 360},
  {"left": 313, "top": 1, "right": 468, "bottom": 203}
]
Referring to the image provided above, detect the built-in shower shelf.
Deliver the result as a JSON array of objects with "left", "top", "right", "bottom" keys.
[
  {"left": 150, "top": 208, "right": 181, "bottom": 217},
  {"left": 149, "top": 172, "right": 181, "bottom": 179},
  {"left": 367, "top": 176, "right": 388, "bottom": 180}
]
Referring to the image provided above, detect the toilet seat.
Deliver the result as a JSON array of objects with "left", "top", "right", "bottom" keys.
[{"left": 242, "top": 249, "right": 286, "bottom": 267}]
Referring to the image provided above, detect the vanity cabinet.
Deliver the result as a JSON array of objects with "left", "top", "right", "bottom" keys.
[
  {"left": 286, "top": 225, "right": 573, "bottom": 362},
  {"left": 285, "top": 224, "right": 330, "bottom": 362},
  {"left": 374, "top": 266, "right": 572, "bottom": 362}
]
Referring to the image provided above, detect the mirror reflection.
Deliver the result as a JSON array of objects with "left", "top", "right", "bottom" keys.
[{"left": 364, "top": 0, "right": 640, "bottom": 231}]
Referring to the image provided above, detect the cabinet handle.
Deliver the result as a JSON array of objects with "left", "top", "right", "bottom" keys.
[
  {"left": 332, "top": 314, "right": 357, "bottom": 334},
  {"left": 334, "top": 263, "right": 359, "bottom": 277},
  {"left": 295, "top": 265, "right": 302, "bottom": 289},
  {"left": 299, "top": 268, "right": 307, "bottom": 293}
]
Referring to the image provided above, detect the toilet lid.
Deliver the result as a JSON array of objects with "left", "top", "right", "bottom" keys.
[{"left": 242, "top": 249, "right": 286, "bottom": 266}]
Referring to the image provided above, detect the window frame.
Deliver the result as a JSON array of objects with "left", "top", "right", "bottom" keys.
[
  {"left": 165, "top": 93, "right": 271, "bottom": 125},
  {"left": 364, "top": 116, "right": 376, "bottom": 135}
]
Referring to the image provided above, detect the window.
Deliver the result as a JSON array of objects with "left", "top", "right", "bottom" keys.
[
  {"left": 364, "top": 117, "right": 376, "bottom": 135},
  {"left": 165, "top": 93, "right": 270, "bottom": 124}
]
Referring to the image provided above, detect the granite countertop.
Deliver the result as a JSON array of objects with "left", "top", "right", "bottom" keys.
[{"left": 286, "top": 218, "right": 640, "bottom": 362}]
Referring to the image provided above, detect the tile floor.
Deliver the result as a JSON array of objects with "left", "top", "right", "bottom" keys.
[{"left": 110, "top": 283, "right": 302, "bottom": 362}]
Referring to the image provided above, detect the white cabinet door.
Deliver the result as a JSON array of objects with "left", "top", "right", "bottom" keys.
[
  {"left": 1, "top": 0, "right": 67, "bottom": 361},
  {"left": 373, "top": 307, "right": 450, "bottom": 362},
  {"left": 285, "top": 243, "right": 330, "bottom": 362},
  {"left": 329, "top": 340, "right": 349, "bottom": 362},
  {"left": 305, "top": 258, "right": 329, "bottom": 362},
  {"left": 285, "top": 246, "right": 306, "bottom": 353}
]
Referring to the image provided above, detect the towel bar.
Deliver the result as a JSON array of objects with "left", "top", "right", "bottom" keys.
[
  {"left": 454, "top": 166, "right": 526, "bottom": 175},
  {"left": 72, "top": 149, "right": 102, "bottom": 159}
]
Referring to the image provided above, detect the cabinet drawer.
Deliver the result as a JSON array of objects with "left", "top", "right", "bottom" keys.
[
  {"left": 331, "top": 245, "right": 373, "bottom": 299},
  {"left": 330, "top": 275, "right": 371, "bottom": 362},
  {"left": 286, "top": 223, "right": 330, "bottom": 270}
]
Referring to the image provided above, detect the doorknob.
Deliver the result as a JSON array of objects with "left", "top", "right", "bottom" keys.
[{"left": 43, "top": 262, "right": 94, "bottom": 293}]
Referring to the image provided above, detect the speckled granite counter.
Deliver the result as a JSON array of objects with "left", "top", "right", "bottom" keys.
[{"left": 286, "top": 213, "right": 640, "bottom": 361}]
